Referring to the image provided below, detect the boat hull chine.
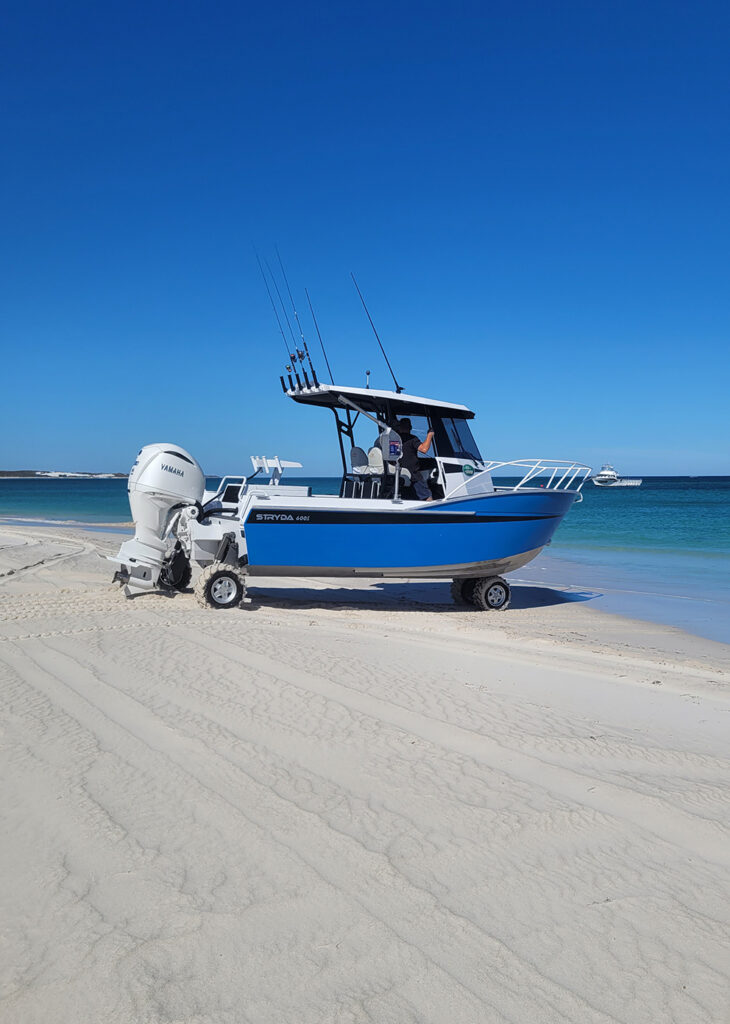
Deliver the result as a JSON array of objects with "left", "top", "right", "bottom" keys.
[{"left": 247, "top": 544, "right": 545, "bottom": 579}]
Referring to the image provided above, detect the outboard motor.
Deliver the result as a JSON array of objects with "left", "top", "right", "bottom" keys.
[{"left": 109, "top": 443, "right": 205, "bottom": 593}]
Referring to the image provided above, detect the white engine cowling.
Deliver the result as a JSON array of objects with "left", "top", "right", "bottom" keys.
[{"left": 109, "top": 443, "right": 205, "bottom": 591}]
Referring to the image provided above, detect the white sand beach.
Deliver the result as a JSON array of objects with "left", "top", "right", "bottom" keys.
[{"left": 0, "top": 524, "right": 728, "bottom": 1023}]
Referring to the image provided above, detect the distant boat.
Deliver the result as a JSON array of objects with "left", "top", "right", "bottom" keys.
[{"left": 592, "top": 464, "right": 642, "bottom": 488}]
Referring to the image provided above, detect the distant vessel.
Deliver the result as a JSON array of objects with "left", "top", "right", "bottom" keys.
[{"left": 592, "top": 464, "right": 642, "bottom": 488}]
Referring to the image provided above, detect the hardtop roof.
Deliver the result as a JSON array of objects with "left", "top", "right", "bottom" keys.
[{"left": 286, "top": 382, "right": 475, "bottom": 419}]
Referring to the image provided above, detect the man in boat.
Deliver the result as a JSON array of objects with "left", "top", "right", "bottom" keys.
[{"left": 397, "top": 418, "right": 435, "bottom": 501}]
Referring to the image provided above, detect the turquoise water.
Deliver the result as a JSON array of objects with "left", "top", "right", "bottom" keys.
[
  {"left": 1, "top": 475, "right": 726, "bottom": 554},
  {"left": 1, "top": 476, "right": 728, "bottom": 642},
  {"left": 550, "top": 477, "right": 730, "bottom": 556},
  {"left": 0, "top": 477, "right": 136, "bottom": 523},
  {"left": 0, "top": 476, "right": 336, "bottom": 522}
]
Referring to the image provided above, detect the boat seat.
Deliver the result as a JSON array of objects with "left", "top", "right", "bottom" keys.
[
  {"left": 350, "top": 446, "right": 370, "bottom": 474},
  {"left": 368, "top": 445, "right": 384, "bottom": 474},
  {"left": 366, "top": 446, "right": 384, "bottom": 497},
  {"left": 349, "top": 446, "right": 369, "bottom": 496},
  {"left": 352, "top": 445, "right": 385, "bottom": 497}
]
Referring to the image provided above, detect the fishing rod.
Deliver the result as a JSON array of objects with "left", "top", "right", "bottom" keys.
[
  {"left": 350, "top": 273, "right": 403, "bottom": 393},
  {"left": 255, "top": 249, "right": 291, "bottom": 364},
  {"left": 264, "top": 256, "right": 298, "bottom": 352},
  {"left": 263, "top": 256, "right": 308, "bottom": 386},
  {"left": 276, "top": 246, "right": 319, "bottom": 386},
  {"left": 305, "top": 288, "right": 335, "bottom": 384}
]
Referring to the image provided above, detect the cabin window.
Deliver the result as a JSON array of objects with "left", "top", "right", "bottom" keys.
[
  {"left": 396, "top": 415, "right": 430, "bottom": 443},
  {"left": 434, "top": 417, "right": 482, "bottom": 460}
]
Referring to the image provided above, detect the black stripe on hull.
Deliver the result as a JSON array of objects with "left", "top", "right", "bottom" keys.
[{"left": 246, "top": 510, "right": 559, "bottom": 525}]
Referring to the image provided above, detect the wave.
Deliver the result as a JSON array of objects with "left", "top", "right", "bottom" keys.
[{"left": 0, "top": 516, "right": 133, "bottom": 528}]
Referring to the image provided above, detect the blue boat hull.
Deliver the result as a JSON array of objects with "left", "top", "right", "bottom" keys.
[{"left": 243, "top": 488, "right": 577, "bottom": 578}]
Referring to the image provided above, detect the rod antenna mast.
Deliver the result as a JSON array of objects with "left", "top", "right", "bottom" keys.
[
  {"left": 350, "top": 273, "right": 403, "bottom": 393},
  {"left": 305, "top": 288, "right": 335, "bottom": 384}
]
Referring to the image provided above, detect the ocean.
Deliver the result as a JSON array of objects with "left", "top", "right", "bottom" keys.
[{"left": 1, "top": 475, "right": 728, "bottom": 643}]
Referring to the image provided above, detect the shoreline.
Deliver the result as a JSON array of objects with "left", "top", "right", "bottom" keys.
[
  {"left": 0, "top": 516, "right": 134, "bottom": 530},
  {"left": 1, "top": 517, "right": 727, "bottom": 646},
  {"left": 0, "top": 521, "right": 727, "bottom": 661}
]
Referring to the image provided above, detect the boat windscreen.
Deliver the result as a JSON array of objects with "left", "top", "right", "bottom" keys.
[{"left": 437, "top": 417, "right": 482, "bottom": 460}]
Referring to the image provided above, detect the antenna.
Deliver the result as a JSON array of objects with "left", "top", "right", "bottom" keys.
[
  {"left": 255, "top": 249, "right": 291, "bottom": 363},
  {"left": 350, "top": 273, "right": 403, "bottom": 393},
  {"left": 305, "top": 288, "right": 335, "bottom": 384}
]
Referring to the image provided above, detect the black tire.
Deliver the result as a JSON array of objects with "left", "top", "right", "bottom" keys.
[
  {"left": 472, "top": 576, "right": 511, "bottom": 611},
  {"left": 161, "top": 559, "right": 192, "bottom": 591},
  {"left": 159, "top": 547, "right": 192, "bottom": 591},
  {"left": 195, "top": 563, "right": 247, "bottom": 609},
  {"left": 450, "top": 578, "right": 479, "bottom": 606},
  {"left": 173, "top": 562, "right": 193, "bottom": 591},
  {"left": 462, "top": 578, "right": 479, "bottom": 605}
]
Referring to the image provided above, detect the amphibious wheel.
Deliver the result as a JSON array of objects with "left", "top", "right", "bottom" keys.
[
  {"left": 472, "top": 576, "right": 511, "bottom": 611},
  {"left": 173, "top": 562, "right": 193, "bottom": 591},
  {"left": 160, "top": 548, "right": 192, "bottom": 591},
  {"left": 450, "top": 578, "right": 479, "bottom": 606},
  {"left": 195, "top": 562, "right": 247, "bottom": 609}
]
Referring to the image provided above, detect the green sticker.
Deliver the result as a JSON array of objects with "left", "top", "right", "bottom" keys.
[{"left": 463, "top": 464, "right": 475, "bottom": 476}]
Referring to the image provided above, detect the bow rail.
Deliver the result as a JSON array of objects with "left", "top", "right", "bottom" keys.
[{"left": 445, "top": 458, "right": 592, "bottom": 500}]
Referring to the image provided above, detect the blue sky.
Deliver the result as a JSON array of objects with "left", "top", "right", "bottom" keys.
[{"left": 2, "top": 0, "right": 728, "bottom": 475}]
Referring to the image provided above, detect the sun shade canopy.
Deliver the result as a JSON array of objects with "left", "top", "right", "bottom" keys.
[{"left": 286, "top": 383, "right": 475, "bottom": 420}]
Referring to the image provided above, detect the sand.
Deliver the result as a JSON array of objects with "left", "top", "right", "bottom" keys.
[{"left": 0, "top": 524, "right": 728, "bottom": 1023}]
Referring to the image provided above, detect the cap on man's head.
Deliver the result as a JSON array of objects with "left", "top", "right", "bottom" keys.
[{"left": 398, "top": 418, "right": 412, "bottom": 432}]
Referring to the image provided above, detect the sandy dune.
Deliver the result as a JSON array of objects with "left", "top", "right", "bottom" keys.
[{"left": 0, "top": 525, "right": 728, "bottom": 1023}]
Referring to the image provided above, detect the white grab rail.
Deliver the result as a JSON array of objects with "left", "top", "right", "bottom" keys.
[{"left": 445, "top": 458, "right": 592, "bottom": 500}]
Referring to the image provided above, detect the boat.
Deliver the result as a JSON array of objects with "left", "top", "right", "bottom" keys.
[
  {"left": 592, "top": 464, "right": 642, "bottom": 487},
  {"left": 109, "top": 376, "right": 591, "bottom": 611}
]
